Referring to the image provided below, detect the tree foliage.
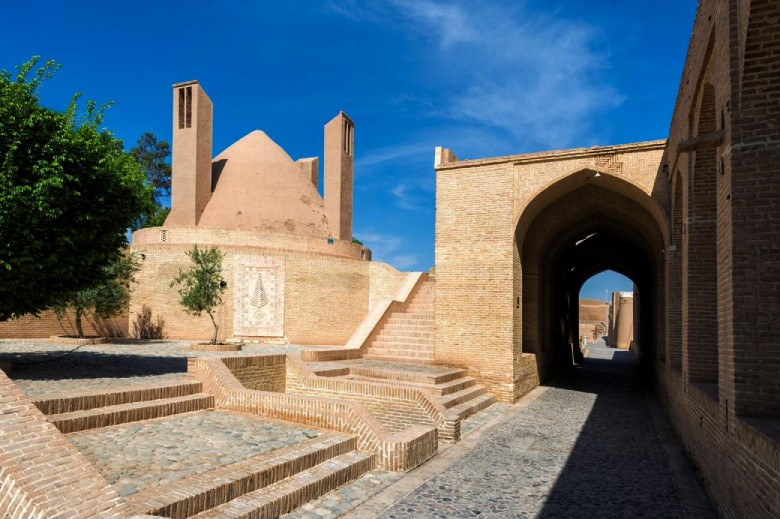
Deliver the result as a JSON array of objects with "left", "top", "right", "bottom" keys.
[
  {"left": 130, "top": 132, "right": 172, "bottom": 230},
  {"left": 0, "top": 57, "right": 152, "bottom": 320},
  {"left": 170, "top": 245, "right": 226, "bottom": 344},
  {"left": 54, "top": 252, "right": 140, "bottom": 338}
]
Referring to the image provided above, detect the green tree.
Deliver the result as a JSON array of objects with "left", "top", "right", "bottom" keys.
[
  {"left": 170, "top": 245, "right": 226, "bottom": 344},
  {"left": 54, "top": 252, "right": 140, "bottom": 338},
  {"left": 0, "top": 57, "right": 152, "bottom": 320},
  {"left": 130, "top": 131, "right": 172, "bottom": 230}
]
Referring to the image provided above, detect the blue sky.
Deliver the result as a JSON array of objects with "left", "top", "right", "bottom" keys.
[{"left": 2, "top": 1, "right": 696, "bottom": 299}]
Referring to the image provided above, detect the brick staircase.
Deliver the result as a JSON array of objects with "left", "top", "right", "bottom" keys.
[
  {"left": 124, "top": 432, "right": 374, "bottom": 519},
  {"left": 363, "top": 278, "right": 435, "bottom": 363},
  {"left": 31, "top": 379, "right": 214, "bottom": 433},
  {"left": 330, "top": 363, "right": 496, "bottom": 422}
]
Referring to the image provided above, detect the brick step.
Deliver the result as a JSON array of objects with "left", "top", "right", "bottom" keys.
[
  {"left": 377, "top": 323, "right": 434, "bottom": 334},
  {"left": 50, "top": 393, "right": 214, "bottom": 433},
  {"left": 191, "top": 451, "right": 375, "bottom": 519},
  {"left": 448, "top": 393, "right": 496, "bottom": 420},
  {"left": 340, "top": 374, "right": 475, "bottom": 396},
  {"left": 439, "top": 385, "right": 487, "bottom": 409},
  {"left": 366, "top": 337, "right": 434, "bottom": 351},
  {"left": 387, "top": 311, "right": 433, "bottom": 318},
  {"left": 309, "top": 366, "right": 350, "bottom": 377},
  {"left": 362, "top": 354, "right": 436, "bottom": 364},
  {"left": 32, "top": 379, "right": 201, "bottom": 415},
  {"left": 370, "top": 336, "right": 434, "bottom": 346},
  {"left": 405, "top": 298, "right": 434, "bottom": 305},
  {"left": 363, "top": 348, "right": 435, "bottom": 359},
  {"left": 373, "top": 333, "right": 434, "bottom": 343},
  {"left": 386, "top": 316, "right": 434, "bottom": 325},
  {"left": 127, "top": 432, "right": 357, "bottom": 519},
  {"left": 433, "top": 376, "right": 478, "bottom": 396},
  {"left": 400, "top": 307, "right": 434, "bottom": 314},
  {"left": 343, "top": 365, "right": 466, "bottom": 385}
]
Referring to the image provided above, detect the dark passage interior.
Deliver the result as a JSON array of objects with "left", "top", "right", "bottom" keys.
[{"left": 517, "top": 170, "right": 666, "bottom": 383}]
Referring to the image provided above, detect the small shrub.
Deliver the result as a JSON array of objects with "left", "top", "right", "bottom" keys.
[{"left": 133, "top": 304, "right": 166, "bottom": 339}]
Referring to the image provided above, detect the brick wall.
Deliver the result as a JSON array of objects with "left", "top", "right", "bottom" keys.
[
  {"left": 0, "top": 309, "right": 129, "bottom": 339},
  {"left": 369, "top": 262, "right": 408, "bottom": 310},
  {"left": 129, "top": 243, "right": 370, "bottom": 344},
  {"left": 435, "top": 161, "right": 516, "bottom": 402},
  {"left": 221, "top": 355, "right": 286, "bottom": 392},
  {"left": 657, "top": 1, "right": 780, "bottom": 517}
]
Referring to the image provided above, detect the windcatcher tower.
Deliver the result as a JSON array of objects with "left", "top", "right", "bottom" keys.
[
  {"left": 324, "top": 112, "right": 354, "bottom": 241},
  {"left": 165, "top": 80, "right": 213, "bottom": 227}
]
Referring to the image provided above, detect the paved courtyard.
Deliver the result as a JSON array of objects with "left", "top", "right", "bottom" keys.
[
  {"left": 346, "top": 340, "right": 716, "bottom": 519},
  {"left": 68, "top": 410, "right": 322, "bottom": 497},
  {"left": 0, "top": 339, "right": 323, "bottom": 395}
]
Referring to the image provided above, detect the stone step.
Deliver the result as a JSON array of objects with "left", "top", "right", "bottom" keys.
[
  {"left": 191, "top": 451, "right": 376, "bottom": 519},
  {"left": 433, "top": 376, "right": 478, "bottom": 396},
  {"left": 439, "top": 385, "right": 487, "bottom": 409},
  {"left": 50, "top": 393, "right": 214, "bottom": 433},
  {"left": 448, "top": 393, "right": 496, "bottom": 420},
  {"left": 33, "top": 379, "right": 202, "bottom": 415},
  {"left": 127, "top": 433, "right": 357, "bottom": 519}
]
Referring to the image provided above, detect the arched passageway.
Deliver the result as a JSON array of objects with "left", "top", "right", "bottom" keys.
[{"left": 516, "top": 169, "right": 666, "bottom": 382}]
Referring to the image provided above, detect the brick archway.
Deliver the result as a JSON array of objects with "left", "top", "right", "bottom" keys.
[
  {"left": 435, "top": 142, "right": 667, "bottom": 402},
  {"left": 516, "top": 172, "right": 666, "bottom": 382}
]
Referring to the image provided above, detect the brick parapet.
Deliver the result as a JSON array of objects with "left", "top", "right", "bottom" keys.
[
  {"left": 286, "top": 354, "right": 459, "bottom": 442},
  {"left": 0, "top": 371, "right": 131, "bottom": 518},
  {"left": 187, "top": 356, "right": 437, "bottom": 471},
  {"left": 132, "top": 226, "right": 369, "bottom": 260}
]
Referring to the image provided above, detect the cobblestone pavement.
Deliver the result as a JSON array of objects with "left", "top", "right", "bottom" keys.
[
  {"left": 281, "top": 401, "right": 507, "bottom": 519},
  {"left": 0, "top": 339, "right": 323, "bottom": 395},
  {"left": 282, "top": 471, "right": 404, "bottom": 519},
  {"left": 68, "top": 410, "right": 321, "bottom": 497},
  {"left": 460, "top": 402, "right": 511, "bottom": 438},
  {"left": 370, "top": 340, "right": 694, "bottom": 519}
]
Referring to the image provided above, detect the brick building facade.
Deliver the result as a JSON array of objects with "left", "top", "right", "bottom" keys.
[{"left": 434, "top": 0, "right": 780, "bottom": 515}]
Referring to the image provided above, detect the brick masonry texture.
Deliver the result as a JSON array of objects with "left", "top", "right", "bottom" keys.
[
  {"left": 129, "top": 243, "right": 376, "bottom": 345},
  {"left": 0, "top": 1, "right": 778, "bottom": 517},
  {"left": 187, "top": 356, "right": 438, "bottom": 471},
  {"left": 0, "top": 307, "right": 128, "bottom": 339},
  {"left": 0, "top": 369, "right": 132, "bottom": 519},
  {"left": 432, "top": 1, "right": 780, "bottom": 517}
]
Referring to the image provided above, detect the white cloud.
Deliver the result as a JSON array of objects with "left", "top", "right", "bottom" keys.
[
  {"left": 391, "top": 183, "right": 420, "bottom": 210},
  {"left": 356, "top": 230, "right": 420, "bottom": 270},
  {"left": 354, "top": 142, "right": 432, "bottom": 170},
  {"left": 331, "top": 0, "right": 623, "bottom": 151}
]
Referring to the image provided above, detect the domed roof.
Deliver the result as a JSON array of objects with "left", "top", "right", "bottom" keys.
[{"left": 197, "top": 131, "right": 330, "bottom": 236}]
